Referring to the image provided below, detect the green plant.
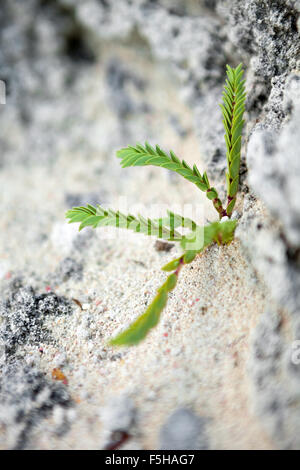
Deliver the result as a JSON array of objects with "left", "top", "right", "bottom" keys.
[{"left": 66, "top": 64, "right": 246, "bottom": 346}]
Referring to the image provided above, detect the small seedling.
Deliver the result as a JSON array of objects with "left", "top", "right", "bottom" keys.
[{"left": 66, "top": 64, "right": 246, "bottom": 346}]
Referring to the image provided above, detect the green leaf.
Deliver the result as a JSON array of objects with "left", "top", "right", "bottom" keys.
[
  {"left": 232, "top": 120, "right": 244, "bottom": 145},
  {"left": 155, "top": 211, "right": 197, "bottom": 231},
  {"left": 183, "top": 251, "right": 197, "bottom": 264},
  {"left": 226, "top": 199, "right": 236, "bottom": 216},
  {"left": 160, "top": 273, "right": 178, "bottom": 292},
  {"left": 116, "top": 142, "right": 218, "bottom": 201},
  {"left": 66, "top": 205, "right": 183, "bottom": 241},
  {"left": 221, "top": 64, "right": 246, "bottom": 211},
  {"left": 79, "top": 215, "right": 102, "bottom": 231},
  {"left": 196, "top": 181, "right": 209, "bottom": 191},
  {"left": 229, "top": 135, "right": 241, "bottom": 164},
  {"left": 229, "top": 175, "right": 239, "bottom": 197},
  {"left": 116, "top": 142, "right": 226, "bottom": 216},
  {"left": 193, "top": 164, "right": 202, "bottom": 178},
  {"left": 206, "top": 187, "right": 218, "bottom": 200},
  {"left": 161, "top": 257, "right": 181, "bottom": 272},
  {"left": 109, "top": 288, "right": 168, "bottom": 346},
  {"left": 229, "top": 155, "right": 240, "bottom": 179},
  {"left": 109, "top": 270, "right": 178, "bottom": 346}
]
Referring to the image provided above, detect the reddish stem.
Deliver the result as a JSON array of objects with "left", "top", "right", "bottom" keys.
[{"left": 175, "top": 256, "right": 185, "bottom": 276}]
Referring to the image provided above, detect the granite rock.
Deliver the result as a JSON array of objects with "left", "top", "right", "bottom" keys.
[
  {"left": 0, "top": 362, "right": 73, "bottom": 449},
  {"left": 159, "top": 408, "right": 209, "bottom": 450}
]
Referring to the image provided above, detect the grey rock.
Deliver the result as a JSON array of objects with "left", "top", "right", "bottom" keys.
[
  {"left": 135, "top": 7, "right": 229, "bottom": 166},
  {"left": 253, "top": 323, "right": 282, "bottom": 362},
  {"left": 101, "top": 394, "right": 136, "bottom": 433},
  {"left": 106, "top": 58, "right": 147, "bottom": 119},
  {"left": 217, "top": 0, "right": 300, "bottom": 134},
  {"left": 0, "top": 362, "right": 73, "bottom": 449},
  {"left": 0, "top": 283, "right": 72, "bottom": 357},
  {"left": 159, "top": 408, "right": 209, "bottom": 450},
  {"left": 56, "top": 257, "right": 83, "bottom": 282},
  {"left": 72, "top": 228, "right": 95, "bottom": 251},
  {"left": 218, "top": 0, "right": 300, "bottom": 81},
  {"left": 0, "top": 0, "right": 102, "bottom": 167},
  {"left": 247, "top": 74, "right": 300, "bottom": 247},
  {"left": 57, "top": 0, "right": 228, "bottom": 166},
  {"left": 65, "top": 192, "right": 105, "bottom": 209},
  {"left": 249, "top": 311, "right": 300, "bottom": 449},
  {"left": 236, "top": 203, "right": 300, "bottom": 315}
]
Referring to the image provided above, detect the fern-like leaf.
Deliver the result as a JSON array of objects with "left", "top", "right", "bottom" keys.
[
  {"left": 117, "top": 143, "right": 225, "bottom": 217},
  {"left": 66, "top": 204, "right": 186, "bottom": 241},
  {"left": 220, "top": 63, "right": 246, "bottom": 216},
  {"left": 154, "top": 210, "right": 197, "bottom": 231}
]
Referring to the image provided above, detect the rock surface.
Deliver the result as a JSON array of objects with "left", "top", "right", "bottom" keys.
[
  {"left": 159, "top": 408, "right": 209, "bottom": 450},
  {"left": 0, "top": 0, "right": 300, "bottom": 449}
]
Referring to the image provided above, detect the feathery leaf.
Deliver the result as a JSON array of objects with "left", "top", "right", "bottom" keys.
[
  {"left": 117, "top": 142, "right": 226, "bottom": 217},
  {"left": 66, "top": 204, "right": 188, "bottom": 241},
  {"left": 221, "top": 63, "right": 246, "bottom": 216},
  {"left": 117, "top": 142, "right": 208, "bottom": 191}
]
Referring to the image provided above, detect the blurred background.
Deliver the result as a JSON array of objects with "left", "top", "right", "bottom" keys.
[{"left": 0, "top": 0, "right": 300, "bottom": 450}]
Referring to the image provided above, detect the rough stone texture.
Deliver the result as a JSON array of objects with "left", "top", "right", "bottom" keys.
[
  {"left": 0, "top": 362, "right": 74, "bottom": 449},
  {"left": 101, "top": 395, "right": 136, "bottom": 433},
  {"left": 159, "top": 408, "right": 209, "bottom": 450},
  {"left": 55, "top": 257, "right": 83, "bottom": 283},
  {"left": 249, "top": 310, "right": 300, "bottom": 449},
  {"left": 0, "top": 282, "right": 72, "bottom": 357},
  {"left": 0, "top": 0, "right": 300, "bottom": 450},
  {"left": 57, "top": 0, "right": 231, "bottom": 174},
  {"left": 247, "top": 75, "right": 300, "bottom": 248},
  {"left": 218, "top": 0, "right": 300, "bottom": 115}
]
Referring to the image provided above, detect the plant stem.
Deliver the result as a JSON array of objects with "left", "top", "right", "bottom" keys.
[{"left": 206, "top": 188, "right": 227, "bottom": 219}]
